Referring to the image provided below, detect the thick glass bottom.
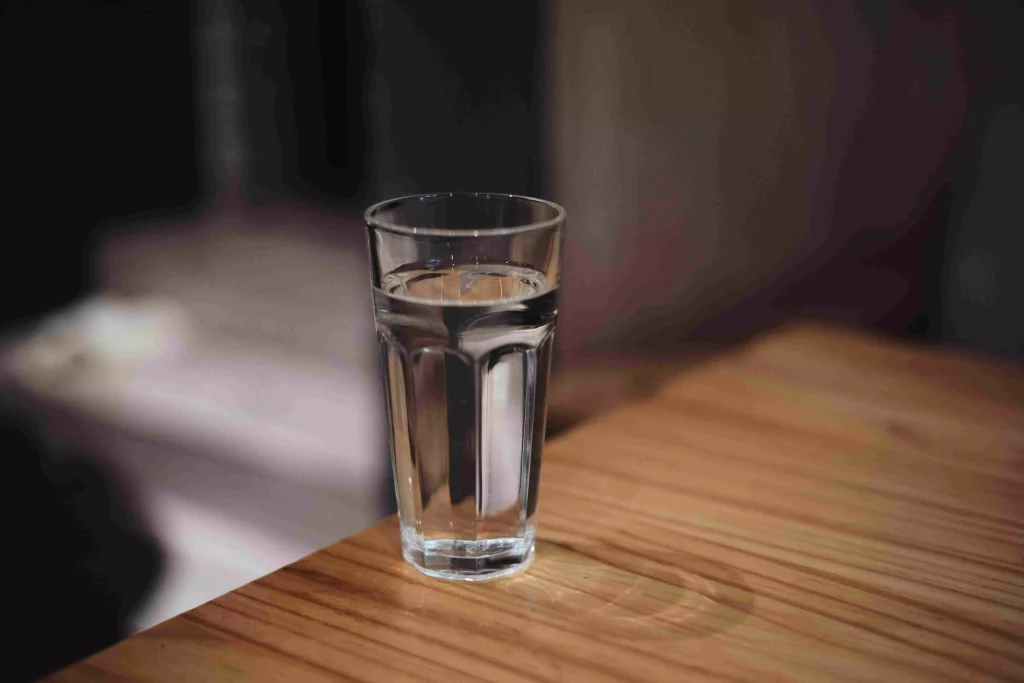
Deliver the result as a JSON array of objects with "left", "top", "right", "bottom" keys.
[{"left": 401, "top": 529, "right": 535, "bottom": 581}]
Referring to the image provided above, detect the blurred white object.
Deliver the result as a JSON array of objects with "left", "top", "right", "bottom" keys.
[
  {"left": 5, "top": 213, "right": 388, "bottom": 631},
  {"left": 17, "top": 296, "right": 191, "bottom": 377}
]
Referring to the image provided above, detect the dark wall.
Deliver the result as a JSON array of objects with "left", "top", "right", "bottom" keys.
[
  {"left": 1, "top": 0, "right": 547, "bottom": 328},
  {"left": 2, "top": 3, "right": 200, "bottom": 327},
  {"left": 231, "top": 0, "right": 371, "bottom": 205},
  {"left": 363, "top": 0, "right": 546, "bottom": 199}
]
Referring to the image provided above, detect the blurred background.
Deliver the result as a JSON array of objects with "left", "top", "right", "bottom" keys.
[{"left": 2, "top": 0, "right": 1023, "bottom": 677}]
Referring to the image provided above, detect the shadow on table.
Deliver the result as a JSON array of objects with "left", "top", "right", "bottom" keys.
[
  {"left": 496, "top": 539, "right": 755, "bottom": 641},
  {"left": 364, "top": 518, "right": 755, "bottom": 643}
]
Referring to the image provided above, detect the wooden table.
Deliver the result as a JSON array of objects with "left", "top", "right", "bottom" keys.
[{"left": 51, "top": 324, "right": 1024, "bottom": 682}]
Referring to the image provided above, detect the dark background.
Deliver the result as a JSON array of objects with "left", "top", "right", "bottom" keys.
[{"left": 2, "top": 0, "right": 545, "bottom": 328}]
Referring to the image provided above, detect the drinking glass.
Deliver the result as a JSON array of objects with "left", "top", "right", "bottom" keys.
[{"left": 365, "top": 193, "right": 564, "bottom": 580}]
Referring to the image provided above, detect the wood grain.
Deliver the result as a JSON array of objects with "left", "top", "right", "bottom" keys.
[{"left": 51, "top": 323, "right": 1024, "bottom": 682}]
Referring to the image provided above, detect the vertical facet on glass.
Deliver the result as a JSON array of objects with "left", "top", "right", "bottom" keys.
[{"left": 366, "top": 193, "right": 564, "bottom": 580}]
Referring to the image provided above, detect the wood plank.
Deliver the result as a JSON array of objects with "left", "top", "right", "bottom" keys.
[{"left": 52, "top": 323, "right": 1024, "bottom": 682}]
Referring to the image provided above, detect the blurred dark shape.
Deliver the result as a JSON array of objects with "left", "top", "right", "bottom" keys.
[
  {"left": 220, "top": 0, "right": 370, "bottom": 205},
  {"left": 0, "top": 394, "right": 162, "bottom": 681},
  {"left": 939, "top": 1, "right": 1024, "bottom": 355},
  {"left": 220, "top": 0, "right": 543, "bottom": 205},
  {"left": 1, "top": 2, "right": 199, "bottom": 330},
  {"left": 235, "top": 0, "right": 370, "bottom": 204},
  {"left": 362, "top": 0, "right": 545, "bottom": 198}
]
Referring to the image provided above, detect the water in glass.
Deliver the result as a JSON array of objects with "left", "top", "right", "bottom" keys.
[{"left": 374, "top": 262, "right": 556, "bottom": 579}]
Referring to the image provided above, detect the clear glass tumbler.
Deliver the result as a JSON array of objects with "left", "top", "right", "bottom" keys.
[{"left": 365, "top": 193, "right": 564, "bottom": 580}]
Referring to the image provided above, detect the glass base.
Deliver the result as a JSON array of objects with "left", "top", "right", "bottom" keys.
[{"left": 401, "top": 529, "right": 535, "bottom": 581}]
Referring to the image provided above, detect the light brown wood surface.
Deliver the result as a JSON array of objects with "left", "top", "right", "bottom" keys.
[{"left": 51, "top": 323, "right": 1024, "bottom": 682}]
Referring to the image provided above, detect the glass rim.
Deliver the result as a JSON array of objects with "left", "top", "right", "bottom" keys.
[{"left": 365, "top": 192, "right": 565, "bottom": 237}]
